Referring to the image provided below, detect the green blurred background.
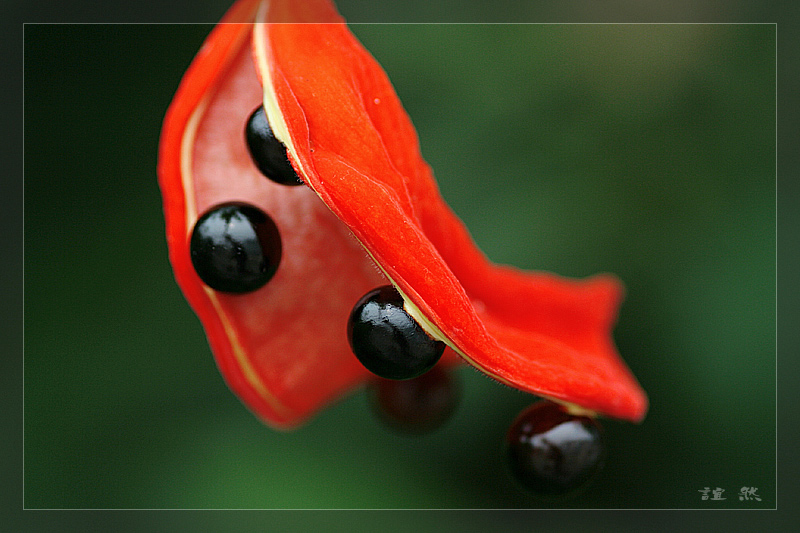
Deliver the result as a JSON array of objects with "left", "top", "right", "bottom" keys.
[{"left": 23, "top": 18, "right": 775, "bottom": 512}]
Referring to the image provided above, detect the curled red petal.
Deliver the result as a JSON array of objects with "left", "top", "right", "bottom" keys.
[{"left": 255, "top": 0, "right": 647, "bottom": 422}]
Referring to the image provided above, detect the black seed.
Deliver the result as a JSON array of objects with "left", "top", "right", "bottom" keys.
[
  {"left": 506, "top": 401, "right": 605, "bottom": 496},
  {"left": 369, "top": 365, "right": 460, "bottom": 434},
  {"left": 245, "top": 106, "right": 303, "bottom": 186},
  {"left": 190, "top": 202, "right": 282, "bottom": 293},
  {"left": 347, "top": 285, "right": 445, "bottom": 380}
]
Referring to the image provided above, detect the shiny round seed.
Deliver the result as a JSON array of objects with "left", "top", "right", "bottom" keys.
[
  {"left": 245, "top": 106, "right": 303, "bottom": 186},
  {"left": 506, "top": 401, "right": 605, "bottom": 495},
  {"left": 347, "top": 285, "right": 445, "bottom": 380},
  {"left": 190, "top": 202, "right": 282, "bottom": 293}
]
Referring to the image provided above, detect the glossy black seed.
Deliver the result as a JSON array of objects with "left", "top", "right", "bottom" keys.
[
  {"left": 245, "top": 106, "right": 303, "bottom": 186},
  {"left": 369, "top": 365, "right": 460, "bottom": 434},
  {"left": 347, "top": 285, "right": 445, "bottom": 380},
  {"left": 506, "top": 401, "right": 605, "bottom": 496},
  {"left": 190, "top": 202, "right": 282, "bottom": 294}
]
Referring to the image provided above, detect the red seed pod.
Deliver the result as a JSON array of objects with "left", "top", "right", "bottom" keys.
[{"left": 157, "top": 0, "right": 647, "bottom": 429}]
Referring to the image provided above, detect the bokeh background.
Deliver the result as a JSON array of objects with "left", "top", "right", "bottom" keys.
[{"left": 21, "top": 6, "right": 777, "bottom": 519}]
